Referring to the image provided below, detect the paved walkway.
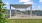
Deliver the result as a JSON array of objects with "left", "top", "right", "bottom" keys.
[{"left": 9, "top": 15, "right": 42, "bottom": 19}]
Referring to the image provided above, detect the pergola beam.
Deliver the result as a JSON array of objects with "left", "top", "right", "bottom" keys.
[{"left": 10, "top": 4, "right": 32, "bottom": 8}]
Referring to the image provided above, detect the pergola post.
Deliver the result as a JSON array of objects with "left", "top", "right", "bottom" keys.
[
  {"left": 30, "top": 5, "right": 32, "bottom": 16},
  {"left": 10, "top": 5, "right": 11, "bottom": 18}
]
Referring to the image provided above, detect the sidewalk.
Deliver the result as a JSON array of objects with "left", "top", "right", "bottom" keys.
[{"left": 9, "top": 15, "right": 42, "bottom": 19}]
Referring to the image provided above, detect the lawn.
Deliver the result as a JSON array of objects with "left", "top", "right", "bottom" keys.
[{"left": 9, "top": 19, "right": 42, "bottom": 23}]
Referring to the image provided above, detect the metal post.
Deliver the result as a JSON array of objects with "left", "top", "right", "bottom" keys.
[
  {"left": 30, "top": 5, "right": 32, "bottom": 16},
  {"left": 10, "top": 5, "right": 11, "bottom": 18}
]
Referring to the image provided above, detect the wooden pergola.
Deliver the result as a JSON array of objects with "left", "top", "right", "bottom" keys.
[{"left": 10, "top": 4, "right": 32, "bottom": 18}]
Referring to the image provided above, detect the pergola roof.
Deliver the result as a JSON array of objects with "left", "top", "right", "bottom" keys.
[{"left": 10, "top": 4, "right": 32, "bottom": 8}]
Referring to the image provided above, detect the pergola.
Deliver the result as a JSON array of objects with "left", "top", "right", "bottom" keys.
[{"left": 10, "top": 4, "right": 32, "bottom": 18}]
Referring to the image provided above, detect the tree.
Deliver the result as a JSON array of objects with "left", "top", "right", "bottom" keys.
[{"left": 0, "top": 0, "right": 8, "bottom": 23}]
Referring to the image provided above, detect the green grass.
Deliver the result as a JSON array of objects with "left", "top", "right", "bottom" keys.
[{"left": 9, "top": 19, "right": 42, "bottom": 23}]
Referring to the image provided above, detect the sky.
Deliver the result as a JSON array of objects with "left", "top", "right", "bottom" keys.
[{"left": 2, "top": 0, "right": 42, "bottom": 10}]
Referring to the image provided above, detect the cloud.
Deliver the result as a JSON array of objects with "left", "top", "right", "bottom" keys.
[
  {"left": 19, "top": 0, "right": 35, "bottom": 4},
  {"left": 3, "top": 2, "right": 9, "bottom": 7},
  {"left": 5, "top": 2, "right": 9, "bottom": 4},
  {"left": 24, "top": 2, "right": 35, "bottom": 4},
  {"left": 37, "top": 6, "right": 41, "bottom": 10},
  {"left": 19, "top": 0, "right": 30, "bottom": 2},
  {"left": 39, "top": 0, "right": 42, "bottom": 2},
  {"left": 11, "top": 6, "right": 15, "bottom": 9},
  {"left": 38, "top": 6, "right": 40, "bottom": 8}
]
